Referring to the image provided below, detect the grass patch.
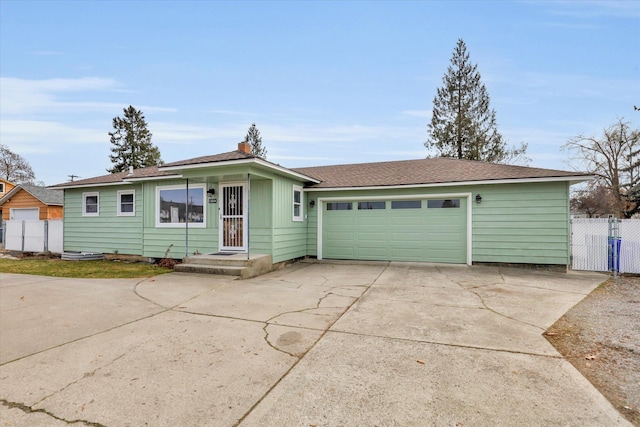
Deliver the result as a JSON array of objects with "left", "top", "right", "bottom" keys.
[{"left": 0, "top": 258, "right": 172, "bottom": 279}]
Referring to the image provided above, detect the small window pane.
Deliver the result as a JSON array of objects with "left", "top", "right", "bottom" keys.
[
  {"left": 293, "top": 205, "right": 300, "bottom": 216},
  {"left": 358, "top": 201, "right": 385, "bottom": 210},
  {"left": 326, "top": 202, "right": 352, "bottom": 211},
  {"left": 391, "top": 200, "right": 421, "bottom": 209},
  {"left": 85, "top": 196, "right": 98, "bottom": 213},
  {"left": 294, "top": 190, "right": 301, "bottom": 203},
  {"left": 427, "top": 199, "right": 460, "bottom": 209}
]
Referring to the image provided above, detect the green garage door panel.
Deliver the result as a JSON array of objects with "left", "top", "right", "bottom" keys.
[{"left": 323, "top": 199, "right": 467, "bottom": 263}]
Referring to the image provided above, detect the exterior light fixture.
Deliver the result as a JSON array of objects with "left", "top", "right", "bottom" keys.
[
  {"left": 309, "top": 200, "right": 316, "bottom": 208},
  {"left": 476, "top": 194, "right": 482, "bottom": 204},
  {"left": 207, "top": 188, "right": 216, "bottom": 196}
]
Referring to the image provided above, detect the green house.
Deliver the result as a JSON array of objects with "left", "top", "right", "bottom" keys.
[{"left": 51, "top": 142, "right": 591, "bottom": 272}]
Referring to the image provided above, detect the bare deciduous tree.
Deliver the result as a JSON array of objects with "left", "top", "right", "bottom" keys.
[
  {"left": 0, "top": 144, "right": 37, "bottom": 184},
  {"left": 563, "top": 119, "right": 639, "bottom": 218},
  {"left": 570, "top": 185, "right": 616, "bottom": 218}
]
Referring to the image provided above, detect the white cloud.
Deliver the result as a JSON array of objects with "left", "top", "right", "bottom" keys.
[
  {"left": 0, "top": 77, "right": 119, "bottom": 114},
  {"left": 0, "top": 77, "right": 177, "bottom": 115},
  {"left": 1, "top": 119, "right": 105, "bottom": 151},
  {"left": 401, "top": 110, "right": 432, "bottom": 118}
]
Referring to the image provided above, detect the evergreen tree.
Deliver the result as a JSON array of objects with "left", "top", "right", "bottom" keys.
[
  {"left": 107, "top": 106, "right": 162, "bottom": 173},
  {"left": 243, "top": 123, "right": 267, "bottom": 158},
  {"left": 426, "top": 39, "right": 527, "bottom": 164}
]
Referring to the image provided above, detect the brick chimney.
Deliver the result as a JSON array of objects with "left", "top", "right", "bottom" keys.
[{"left": 238, "top": 141, "right": 251, "bottom": 154}]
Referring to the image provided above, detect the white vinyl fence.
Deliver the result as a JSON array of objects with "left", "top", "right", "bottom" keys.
[
  {"left": 2, "top": 220, "right": 63, "bottom": 253},
  {"left": 571, "top": 218, "right": 640, "bottom": 274}
]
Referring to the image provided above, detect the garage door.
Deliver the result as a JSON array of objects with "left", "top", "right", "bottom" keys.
[
  {"left": 10, "top": 208, "right": 40, "bottom": 220},
  {"left": 322, "top": 197, "right": 467, "bottom": 263}
]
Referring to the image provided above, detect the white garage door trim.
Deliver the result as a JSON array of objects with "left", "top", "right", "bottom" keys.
[
  {"left": 10, "top": 208, "right": 40, "bottom": 221},
  {"left": 317, "top": 192, "right": 472, "bottom": 265}
]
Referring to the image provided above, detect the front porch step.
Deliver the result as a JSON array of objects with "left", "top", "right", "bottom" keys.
[
  {"left": 174, "top": 264, "right": 245, "bottom": 276},
  {"left": 174, "top": 253, "right": 273, "bottom": 279}
]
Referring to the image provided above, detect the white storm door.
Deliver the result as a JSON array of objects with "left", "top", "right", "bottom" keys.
[{"left": 219, "top": 183, "right": 247, "bottom": 251}]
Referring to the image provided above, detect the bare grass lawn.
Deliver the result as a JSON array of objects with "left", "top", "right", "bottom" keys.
[{"left": 0, "top": 256, "right": 171, "bottom": 279}]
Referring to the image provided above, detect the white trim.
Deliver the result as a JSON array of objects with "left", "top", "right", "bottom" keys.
[
  {"left": 117, "top": 189, "right": 136, "bottom": 217},
  {"left": 9, "top": 207, "right": 40, "bottom": 220},
  {"left": 304, "top": 175, "right": 594, "bottom": 192},
  {"left": 50, "top": 175, "right": 181, "bottom": 190},
  {"left": 160, "top": 157, "right": 321, "bottom": 183},
  {"left": 123, "top": 174, "right": 182, "bottom": 182},
  {"left": 50, "top": 182, "right": 134, "bottom": 190},
  {"left": 219, "top": 181, "right": 248, "bottom": 251},
  {"left": 155, "top": 184, "right": 206, "bottom": 228},
  {"left": 317, "top": 192, "right": 472, "bottom": 265},
  {"left": 82, "top": 192, "right": 99, "bottom": 217},
  {"left": 292, "top": 185, "right": 303, "bottom": 222}
]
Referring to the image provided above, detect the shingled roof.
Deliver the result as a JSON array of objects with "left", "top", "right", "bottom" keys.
[
  {"left": 50, "top": 165, "right": 179, "bottom": 189},
  {"left": 50, "top": 151, "right": 258, "bottom": 188},
  {"left": 162, "top": 150, "right": 255, "bottom": 167},
  {"left": 0, "top": 184, "right": 63, "bottom": 206},
  {"left": 292, "top": 157, "right": 590, "bottom": 189},
  {"left": 50, "top": 150, "right": 590, "bottom": 190}
]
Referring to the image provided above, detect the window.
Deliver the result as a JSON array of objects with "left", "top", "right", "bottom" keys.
[
  {"left": 293, "top": 185, "right": 303, "bottom": 221},
  {"left": 156, "top": 185, "right": 205, "bottom": 228},
  {"left": 427, "top": 199, "right": 460, "bottom": 209},
  {"left": 358, "top": 201, "right": 385, "bottom": 210},
  {"left": 391, "top": 200, "right": 421, "bottom": 209},
  {"left": 117, "top": 190, "right": 135, "bottom": 216},
  {"left": 83, "top": 192, "right": 99, "bottom": 216},
  {"left": 326, "top": 202, "right": 352, "bottom": 211},
  {"left": 0, "top": 182, "right": 4, "bottom": 193}
]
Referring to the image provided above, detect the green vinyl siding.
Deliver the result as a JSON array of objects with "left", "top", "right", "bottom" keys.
[
  {"left": 270, "top": 177, "right": 307, "bottom": 263},
  {"left": 61, "top": 165, "right": 572, "bottom": 267},
  {"left": 248, "top": 179, "right": 273, "bottom": 255},
  {"left": 307, "top": 181, "right": 571, "bottom": 266},
  {"left": 471, "top": 181, "right": 570, "bottom": 265},
  {"left": 63, "top": 185, "right": 143, "bottom": 255}
]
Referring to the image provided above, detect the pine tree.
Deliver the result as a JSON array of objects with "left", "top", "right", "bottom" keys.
[
  {"left": 243, "top": 123, "right": 267, "bottom": 158},
  {"left": 107, "top": 106, "right": 162, "bottom": 173},
  {"left": 426, "top": 39, "right": 527, "bottom": 164}
]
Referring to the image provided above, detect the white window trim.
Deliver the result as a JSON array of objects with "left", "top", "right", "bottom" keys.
[
  {"left": 82, "top": 192, "right": 99, "bottom": 217},
  {"left": 293, "top": 185, "right": 303, "bottom": 222},
  {"left": 117, "top": 190, "right": 136, "bottom": 217},
  {"left": 155, "top": 184, "right": 206, "bottom": 228}
]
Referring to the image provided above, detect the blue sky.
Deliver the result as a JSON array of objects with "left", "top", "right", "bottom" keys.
[{"left": 1, "top": 0, "right": 639, "bottom": 186}]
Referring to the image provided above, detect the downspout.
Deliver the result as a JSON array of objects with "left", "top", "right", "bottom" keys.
[
  {"left": 185, "top": 178, "right": 189, "bottom": 258},
  {"left": 247, "top": 173, "right": 250, "bottom": 260}
]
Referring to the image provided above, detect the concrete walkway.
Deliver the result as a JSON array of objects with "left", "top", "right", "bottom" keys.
[{"left": 0, "top": 261, "right": 631, "bottom": 426}]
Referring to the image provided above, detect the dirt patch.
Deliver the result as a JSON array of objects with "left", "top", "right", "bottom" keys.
[{"left": 545, "top": 276, "right": 640, "bottom": 426}]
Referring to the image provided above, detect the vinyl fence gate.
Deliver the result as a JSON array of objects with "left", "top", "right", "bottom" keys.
[
  {"left": 1, "top": 220, "right": 64, "bottom": 253},
  {"left": 571, "top": 217, "right": 640, "bottom": 274}
]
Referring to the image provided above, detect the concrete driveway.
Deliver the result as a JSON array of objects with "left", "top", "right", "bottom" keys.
[{"left": 0, "top": 261, "right": 631, "bottom": 426}]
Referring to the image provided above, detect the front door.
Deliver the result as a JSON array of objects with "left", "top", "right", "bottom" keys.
[{"left": 219, "top": 183, "right": 247, "bottom": 251}]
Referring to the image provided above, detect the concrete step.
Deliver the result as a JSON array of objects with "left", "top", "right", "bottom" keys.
[
  {"left": 174, "top": 263, "right": 245, "bottom": 276},
  {"left": 183, "top": 255, "right": 255, "bottom": 267},
  {"left": 176, "top": 254, "right": 274, "bottom": 278}
]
